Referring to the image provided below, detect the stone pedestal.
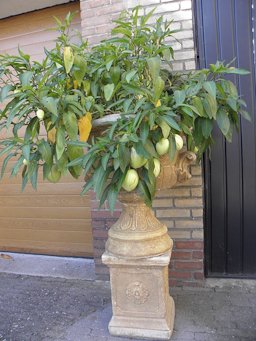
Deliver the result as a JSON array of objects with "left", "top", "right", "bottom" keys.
[
  {"left": 102, "top": 251, "right": 175, "bottom": 340},
  {"left": 101, "top": 151, "right": 196, "bottom": 340}
]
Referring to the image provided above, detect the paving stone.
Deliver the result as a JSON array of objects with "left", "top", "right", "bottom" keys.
[{"left": 0, "top": 273, "right": 255, "bottom": 341}]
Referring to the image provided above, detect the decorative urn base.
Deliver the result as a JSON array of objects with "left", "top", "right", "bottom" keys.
[{"left": 102, "top": 151, "right": 196, "bottom": 340}]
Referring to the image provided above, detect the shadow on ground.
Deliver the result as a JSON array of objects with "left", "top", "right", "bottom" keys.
[{"left": 0, "top": 273, "right": 255, "bottom": 341}]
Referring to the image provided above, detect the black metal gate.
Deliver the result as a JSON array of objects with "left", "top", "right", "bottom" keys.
[{"left": 194, "top": 0, "right": 256, "bottom": 278}]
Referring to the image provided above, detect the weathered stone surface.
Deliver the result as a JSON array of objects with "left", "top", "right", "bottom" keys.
[{"left": 103, "top": 251, "right": 175, "bottom": 340}]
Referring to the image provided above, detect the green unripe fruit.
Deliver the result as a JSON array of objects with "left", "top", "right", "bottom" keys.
[
  {"left": 47, "top": 165, "right": 61, "bottom": 183},
  {"left": 23, "top": 159, "right": 28, "bottom": 166},
  {"left": 156, "top": 138, "right": 169, "bottom": 156},
  {"left": 36, "top": 109, "right": 45, "bottom": 120},
  {"left": 122, "top": 169, "right": 139, "bottom": 192},
  {"left": 130, "top": 147, "right": 147, "bottom": 169},
  {"left": 14, "top": 89, "right": 21, "bottom": 94},
  {"left": 174, "top": 134, "right": 184, "bottom": 151},
  {"left": 145, "top": 158, "right": 161, "bottom": 178}
]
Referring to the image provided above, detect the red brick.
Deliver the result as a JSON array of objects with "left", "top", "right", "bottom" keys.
[
  {"left": 169, "top": 279, "right": 177, "bottom": 287},
  {"left": 175, "top": 241, "right": 203, "bottom": 250},
  {"left": 172, "top": 251, "right": 192, "bottom": 260},
  {"left": 92, "top": 229, "right": 108, "bottom": 239},
  {"left": 175, "top": 261, "right": 203, "bottom": 270},
  {"left": 93, "top": 239, "right": 106, "bottom": 250},
  {"left": 91, "top": 220, "right": 106, "bottom": 229},
  {"left": 192, "top": 250, "right": 204, "bottom": 259},
  {"left": 169, "top": 271, "right": 192, "bottom": 279},
  {"left": 91, "top": 210, "right": 121, "bottom": 219},
  {"left": 194, "top": 272, "right": 204, "bottom": 280}
]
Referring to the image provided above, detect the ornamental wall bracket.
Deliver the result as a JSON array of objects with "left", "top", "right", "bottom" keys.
[{"left": 176, "top": 151, "right": 196, "bottom": 183}]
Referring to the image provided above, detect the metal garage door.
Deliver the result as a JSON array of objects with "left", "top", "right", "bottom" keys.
[{"left": 0, "top": 2, "right": 93, "bottom": 257}]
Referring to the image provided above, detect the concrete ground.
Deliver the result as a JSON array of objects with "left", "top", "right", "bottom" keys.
[{"left": 0, "top": 253, "right": 256, "bottom": 341}]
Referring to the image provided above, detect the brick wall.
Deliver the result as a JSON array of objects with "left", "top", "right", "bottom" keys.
[{"left": 80, "top": 0, "right": 205, "bottom": 287}]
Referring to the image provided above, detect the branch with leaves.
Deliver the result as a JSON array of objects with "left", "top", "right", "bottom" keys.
[{"left": 0, "top": 7, "right": 250, "bottom": 210}]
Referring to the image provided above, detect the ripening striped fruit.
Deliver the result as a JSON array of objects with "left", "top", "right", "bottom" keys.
[
  {"left": 156, "top": 138, "right": 169, "bottom": 156},
  {"left": 122, "top": 169, "right": 139, "bottom": 192}
]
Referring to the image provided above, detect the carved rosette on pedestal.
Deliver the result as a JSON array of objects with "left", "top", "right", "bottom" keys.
[{"left": 102, "top": 151, "right": 196, "bottom": 340}]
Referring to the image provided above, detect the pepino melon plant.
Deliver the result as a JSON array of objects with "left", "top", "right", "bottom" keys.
[{"left": 0, "top": 8, "right": 250, "bottom": 210}]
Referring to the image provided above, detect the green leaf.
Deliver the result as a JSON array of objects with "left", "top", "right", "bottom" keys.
[
  {"left": 225, "top": 68, "right": 250, "bottom": 75},
  {"left": 0, "top": 144, "right": 13, "bottom": 158},
  {"left": 168, "top": 135, "right": 176, "bottom": 161},
  {"left": 201, "top": 119, "right": 213, "bottom": 138},
  {"left": 104, "top": 83, "right": 115, "bottom": 101},
  {"left": 126, "top": 70, "right": 137, "bottom": 83},
  {"left": 11, "top": 157, "right": 24, "bottom": 177},
  {"left": 38, "top": 140, "right": 52, "bottom": 165},
  {"left": 216, "top": 109, "right": 230, "bottom": 136},
  {"left": 21, "top": 173, "right": 29, "bottom": 192},
  {"left": 140, "top": 121, "right": 149, "bottom": 142},
  {"left": 192, "top": 97, "right": 205, "bottom": 117},
  {"left": 138, "top": 180, "right": 152, "bottom": 207},
  {"left": 41, "top": 97, "right": 59, "bottom": 117},
  {"left": 119, "top": 143, "right": 130, "bottom": 172},
  {"left": 144, "top": 139, "right": 158, "bottom": 158},
  {"left": 22, "top": 144, "right": 30, "bottom": 161},
  {"left": 147, "top": 56, "right": 161, "bottom": 81},
  {"left": 227, "top": 97, "right": 237, "bottom": 111},
  {"left": 240, "top": 110, "right": 251, "bottom": 121},
  {"left": 6, "top": 99, "right": 27, "bottom": 128},
  {"left": 19, "top": 71, "right": 33, "bottom": 86},
  {"left": 81, "top": 178, "right": 94, "bottom": 195},
  {"left": 101, "top": 153, "right": 110, "bottom": 170},
  {"left": 63, "top": 112, "right": 78, "bottom": 140},
  {"left": 153, "top": 76, "right": 165, "bottom": 100},
  {"left": 162, "top": 115, "right": 181, "bottom": 131},
  {"left": 202, "top": 94, "right": 217, "bottom": 119},
  {"left": 107, "top": 186, "right": 119, "bottom": 212},
  {"left": 30, "top": 163, "right": 39, "bottom": 190},
  {"left": 73, "top": 55, "right": 87, "bottom": 86},
  {"left": 0, "top": 85, "right": 12, "bottom": 102},
  {"left": 1, "top": 153, "right": 15, "bottom": 179},
  {"left": 203, "top": 81, "right": 216, "bottom": 99},
  {"left": 67, "top": 145, "right": 84, "bottom": 178},
  {"left": 174, "top": 90, "right": 186, "bottom": 106},
  {"left": 64, "top": 46, "right": 74, "bottom": 74},
  {"left": 56, "top": 127, "right": 66, "bottom": 160},
  {"left": 123, "top": 98, "right": 133, "bottom": 112}
]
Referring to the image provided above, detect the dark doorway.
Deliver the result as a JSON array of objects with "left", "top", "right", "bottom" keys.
[{"left": 194, "top": 0, "right": 256, "bottom": 278}]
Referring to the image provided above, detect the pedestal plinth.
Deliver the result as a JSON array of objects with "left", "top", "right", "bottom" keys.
[
  {"left": 102, "top": 251, "right": 175, "bottom": 340},
  {"left": 101, "top": 151, "right": 196, "bottom": 340}
]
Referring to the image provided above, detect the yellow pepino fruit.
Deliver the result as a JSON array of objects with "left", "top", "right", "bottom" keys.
[
  {"left": 78, "top": 112, "right": 92, "bottom": 142},
  {"left": 47, "top": 127, "right": 57, "bottom": 144}
]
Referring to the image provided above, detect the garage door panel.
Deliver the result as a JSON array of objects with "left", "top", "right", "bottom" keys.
[
  {"left": 0, "top": 4, "right": 80, "bottom": 39},
  {"left": 0, "top": 206, "right": 91, "bottom": 219},
  {"left": 0, "top": 217, "right": 92, "bottom": 232},
  {"left": 0, "top": 195, "right": 90, "bottom": 208},
  {"left": 0, "top": 2, "right": 93, "bottom": 257},
  {"left": 0, "top": 242, "right": 92, "bottom": 258}
]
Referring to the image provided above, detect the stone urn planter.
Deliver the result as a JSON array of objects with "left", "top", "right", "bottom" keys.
[{"left": 100, "top": 144, "right": 196, "bottom": 340}]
